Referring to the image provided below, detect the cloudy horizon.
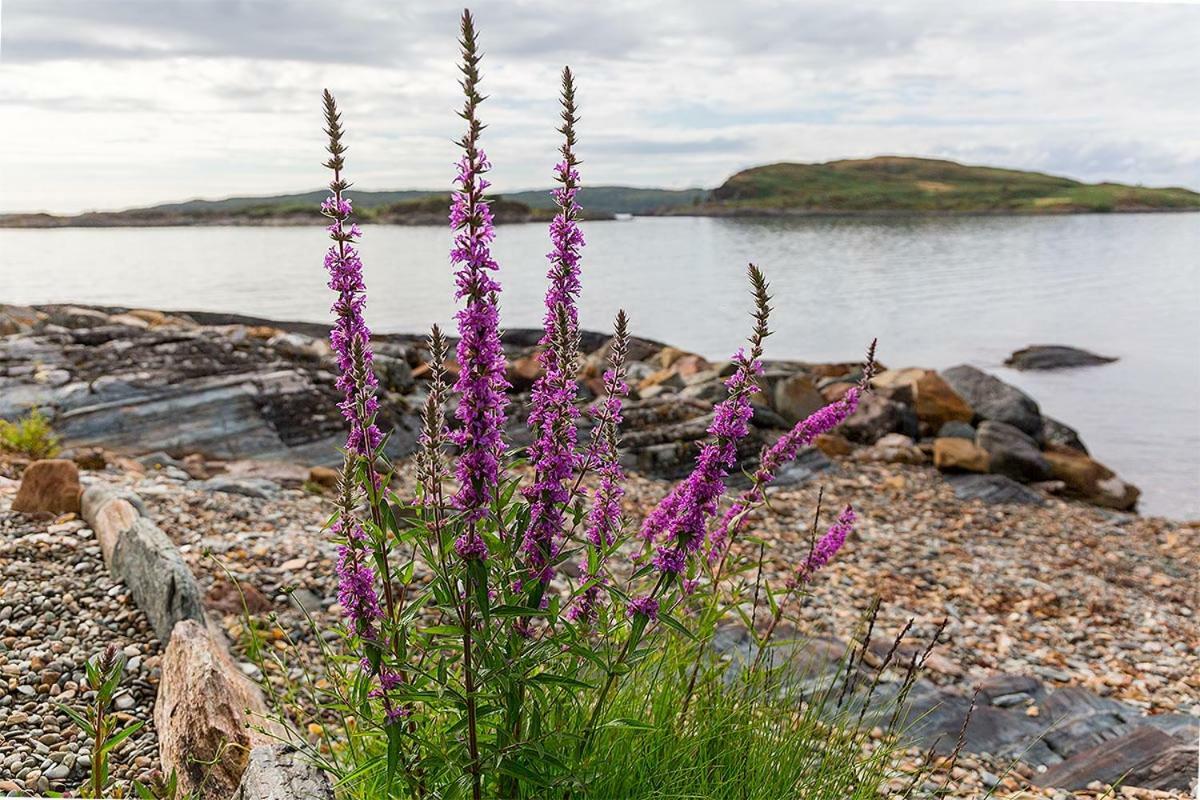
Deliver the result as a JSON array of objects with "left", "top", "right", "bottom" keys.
[{"left": 1, "top": 0, "right": 1198, "bottom": 214}]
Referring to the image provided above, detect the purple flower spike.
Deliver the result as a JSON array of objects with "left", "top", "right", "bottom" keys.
[
  {"left": 449, "top": 29, "right": 509, "bottom": 530},
  {"left": 320, "top": 90, "right": 384, "bottom": 640},
  {"left": 790, "top": 505, "right": 856, "bottom": 586},
  {"left": 522, "top": 68, "right": 586, "bottom": 585},
  {"left": 706, "top": 339, "right": 876, "bottom": 565},
  {"left": 640, "top": 266, "right": 772, "bottom": 579}
]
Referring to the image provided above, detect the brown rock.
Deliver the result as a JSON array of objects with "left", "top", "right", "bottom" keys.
[
  {"left": 912, "top": 372, "right": 973, "bottom": 430},
  {"left": 12, "top": 459, "right": 81, "bottom": 514},
  {"left": 672, "top": 354, "right": 711, "bottom": 378},
  {"left": 156, "top": 620, "right": 278, "bottom": 799},
  {"left": 308, "top": 465, "right": 340, "bottom": 489},
  {"left": 639, "top": 367, "right": 686, "bottom": 392},
  {"left": 72, "top": 448, "right": 108, "bottom": 470},
  {"left": 772, "top": 374, "right": 826, "bottom": 425},
  {"left": 1044, "top": 447, "right": 1140, "bottom": 511},
  {"left": 107, "top": 313, "right": 150, "bottom": 329},
  {"left": 854, "top": 433, "right": 926, "bottom": 465},
  {"left": 506, "top": 353, "right": 543, "bottom": 391},
  {"left": 873, "top": 369, "right": 972, "bottom": 430},
  {"left": 127, "top": 308, "right": 168, "bottom": 325},
  {"left": 246, "top": 325, "right": 281, "bottom": 339},
  {"left": 933, "top": 437, "right": 990, "bottom": 473},
  {"left": 206, "top": 578, "right": 273, "bottom": 615},
  {"left": 655, "top": 346, "right": 687, "bottom": 369},
  {"left": 820, "top": 382, "right": 854, "bottom": 403},
  {"left": 815, "top": 433, "right": 855, "bottom": 457},
  {"left": 223, "top": 459, "right": 308, "bottom": 488}
]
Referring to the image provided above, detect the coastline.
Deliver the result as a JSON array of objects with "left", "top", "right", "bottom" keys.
[{"left": 2, "top": 204, "right": 1197, "bottom": 228}]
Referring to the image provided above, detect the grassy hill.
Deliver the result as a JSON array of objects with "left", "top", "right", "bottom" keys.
[
  {"left": 698, "top": 157, "right": 1200, "bottom": 214},
  {"left": 3, "top": 157, "right": 1195, "bottom": 227}
]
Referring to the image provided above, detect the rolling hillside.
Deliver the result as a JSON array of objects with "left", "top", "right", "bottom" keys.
[{"left": 696, "top": 157, "right": 1200, "bottom": 214}]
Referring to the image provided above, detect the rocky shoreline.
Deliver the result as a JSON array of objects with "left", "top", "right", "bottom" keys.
[
  {"left": 0, "top": 303, "right": 1143, "bottom": 513},
  {"left": 1, "top": 303, "right": 1196, "bottom": 797}
]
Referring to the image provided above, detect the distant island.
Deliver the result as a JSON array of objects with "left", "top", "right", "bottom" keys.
[{"left": 3, "top": 156, "right": 1197, "bottom": 228}]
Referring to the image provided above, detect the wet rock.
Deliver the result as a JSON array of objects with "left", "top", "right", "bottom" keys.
[
  {"left": 932, "top": 437, "right": 989, "bottom": 473},
  {"left": 941, "top": 364, "right": 1042, "bottom": 437},
  {"left": 945, "top": 473, "right": 1046, "bottom": 505},
  {"left": 12, "top": 459, "right": 81, "bottom": 514},
  {"left": 976, "top": 421, "right": 1051, "bottom": 483},
  {"left": 1005, "top": 345, "right": 1117, "bottom": 371}
]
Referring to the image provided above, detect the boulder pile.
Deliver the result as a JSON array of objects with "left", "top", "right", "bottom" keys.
[{"left": 0, "top": 303, "right": 1139, "bottom": 511}]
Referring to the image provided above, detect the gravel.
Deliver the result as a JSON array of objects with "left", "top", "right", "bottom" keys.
[
  {"left": 3, "top": 450, "right": 1195, "bottom": 799},
  {"left": 0, "top": 481, "right": 161, "bottom": 797}
]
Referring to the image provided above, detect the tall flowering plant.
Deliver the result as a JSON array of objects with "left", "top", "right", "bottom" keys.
[{"left": 308, "top": 10, "right": 876, "bottom": 798}]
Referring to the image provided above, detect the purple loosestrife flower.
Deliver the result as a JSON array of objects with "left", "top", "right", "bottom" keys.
[
  {"left": 522, "top": 69, "right": 585, "bottom": 584},
  {"left": 705, "top": 340, "right": 876, "bottom": 564},
  {"left": 640, "top": 266, "right": 772, "bottom": 578},
  {"left": 789, "top": 505, "right": 856, "bottom": 587},
  {"left": 626, "top": 595, "right": 660, "bottom": 621},
  {"left": 450, "top": 18, "right": 509, "bottom": 556},
  {"left": 321, "top": 90, "right": 383, "bottom": 638},
  {"left": 568, "top": 312, "right": 630, "bottom": 623}
]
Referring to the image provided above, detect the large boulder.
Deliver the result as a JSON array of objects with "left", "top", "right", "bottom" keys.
[
  {"left": 941, "top": 365, "right": 1042, "bottom": 437},
  {"left": 12, "top": 459, "right": 81, "bottom": 514},
  {"left": 156, "top": 620, "right": 278, "bottom": 800},
  {"left": 873, "top": 369, "right": 973, "bottom": 433},
  {"left": 1043, "top": 447, "right": 1140, "bottom": 511},
  {"left": 933, "top": 437, "right": 990, "bottom": 473},
  {"left": 772, "top": 374, "right": 826, "bottom": 425},
  {"left": 976, "top": 421, "right": 1052, "bottom": 483},
  {"left": 841, "top": 394, "right": 901, "bottom": 444},
  {"left": 1005, "top": 345, "right": 1117, "bottom": 371}
]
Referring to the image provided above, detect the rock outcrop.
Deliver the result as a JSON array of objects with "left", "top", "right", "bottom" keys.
[{"left": 1005, "top": 345, "right": 1117, "bottom": 371}]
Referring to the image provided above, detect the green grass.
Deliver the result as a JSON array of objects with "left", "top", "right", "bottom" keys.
[
  {"left": 332, "top": 635, "right": 918, "bottom": 800},
  {"left": 703, "top": 156, "right": 1200, "bottom": 214},
  {"left": 0, "top": 409, "right": 61, "bottom": 459}
]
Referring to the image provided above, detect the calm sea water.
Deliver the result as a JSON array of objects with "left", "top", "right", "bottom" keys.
[{"left": 2, "top": 214, "right": 1198, "bottom": 519}]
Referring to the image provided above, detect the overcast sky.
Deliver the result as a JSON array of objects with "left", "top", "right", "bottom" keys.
[{"left": 1, "top": 0, "right": 1198, "bottom": 213}]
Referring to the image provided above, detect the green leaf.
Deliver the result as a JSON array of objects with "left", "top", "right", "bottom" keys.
[
  {"left": 657, "top": 613, "right": 697, "bottom": 641},
  {"left": 489, "top": 605, "right": 550, "bottom": 618},
  {"left": 58, "top": 703, "right": 95, "bottom": 737},
  {"left": 385, "top": 722, "right": 403, "bottom": 787},
  {"left": 100, "top": 720, "right": 144, "bottom": 755}
]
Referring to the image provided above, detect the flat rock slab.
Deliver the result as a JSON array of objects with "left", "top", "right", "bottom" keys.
[
  {"left": 944, "top": 473, "right": 1046, "bottom": 506},
  {"left": 1005, "top": 345, "right": 1117, "bottom": 371},
  {"left": 235, "top": 745, "right": 335, "bottom": 800},
  {"left": 1034, "top": 725, "right": 1198, "bottom": 792}
]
